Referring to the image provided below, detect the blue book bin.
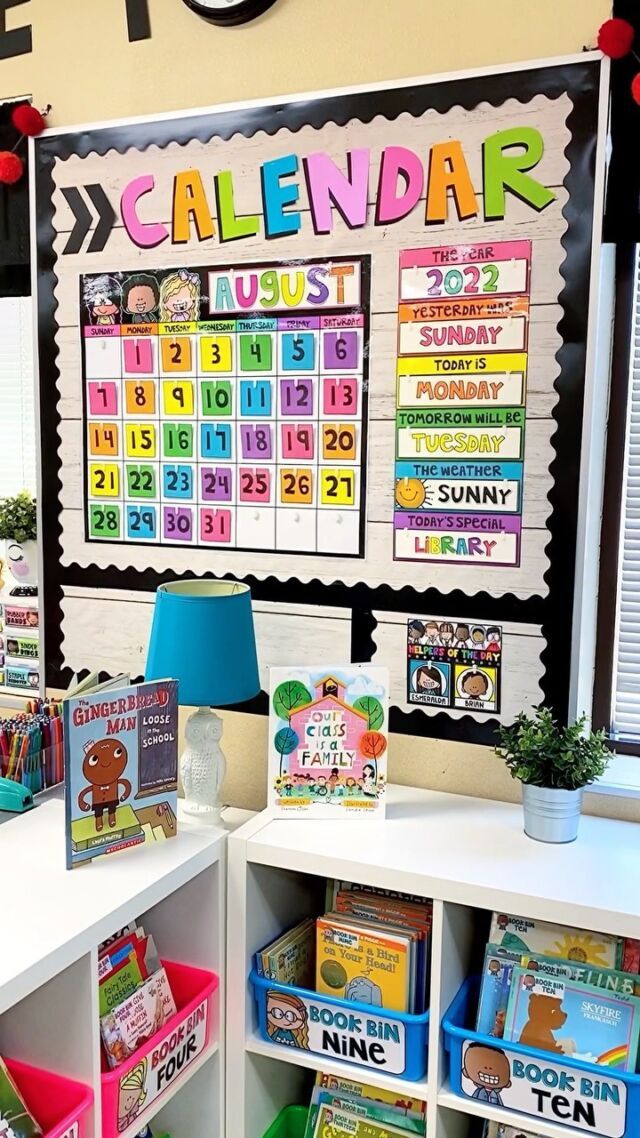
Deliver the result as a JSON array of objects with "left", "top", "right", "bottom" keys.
[
  {"left": 442, "top": 978, "right": 640, "bottom": 1138},
  {"left": 251, "top": 970, "right": 429, "bottom": 1081}
]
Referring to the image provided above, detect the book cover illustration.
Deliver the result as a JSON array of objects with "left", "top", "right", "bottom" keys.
[
  {"left": 489, "top": 913, "right": 622, "bottom": 968},
  {"left": 316, "top": 917, "right": 411, "bottom": 1012},
  {"left": 0, "top": 1058, "right": 42, "bottom": 1138},
  {"left": 268, "top": 665, "right": 389, "bottom": 818},
  {"left": 313, "top": 1103, "right": 409, "bottom": 1137},
  {"left": 503, "top": 969, "right": 640, "bottom": 1071},
  {"left": 315, "top": 1073, "right": 426, "bottom": 1117},
  {"left": 100, "top": 968, "right": 177, "bottom": 1069},
  {"left": 476, "top": 944, "right": 521, "bottom": 1037},
  {"left": 307, "top": 1090, "right": 425, "bottom": 1135},
  {"left": 64, "top": 679, "right": 178, "bottom": 868}
]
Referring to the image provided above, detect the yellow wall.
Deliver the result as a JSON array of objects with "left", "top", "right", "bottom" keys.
[
  {"left": 1, "top": 0, "right": 608, "bottom": 125},
  {"left": 5, "top": 0, "right": 628, "bottom": 820}
]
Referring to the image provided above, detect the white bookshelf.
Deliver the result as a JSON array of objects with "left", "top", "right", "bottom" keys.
[
  {"left": 227, "top": 784, "right": 640, "bottom": 1138},
  {"left": 0, "top": 794, "right": 241, "bottom": 1138}
]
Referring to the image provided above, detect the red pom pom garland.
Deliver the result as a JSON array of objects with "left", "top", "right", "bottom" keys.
[
  {"left": 11, "top": 103, "right": 47, "bottom": 137},
  {"left": 0, "top": 151, "right": 24, "bottom": 185},
  {"left": 631, "top": 72, "right": 640, "bottom": 105},
  {"left": 597, "top": 17, "right": 635, "bottom": 59}
]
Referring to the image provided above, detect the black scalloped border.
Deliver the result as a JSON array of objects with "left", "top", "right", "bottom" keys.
[{"left": 34, "top": 59, "right": 602, "bottom": 745}]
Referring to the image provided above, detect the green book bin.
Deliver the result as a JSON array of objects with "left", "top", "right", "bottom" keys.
[{"left": 262, "top": 1106, "right": 308, "bottom": 1138}]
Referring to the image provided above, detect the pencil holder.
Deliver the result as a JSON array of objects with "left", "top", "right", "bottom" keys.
[
  {"left": 261, "top": 1105, "right": 309, "bottom": 1138},
  {"left": 4, "top": 1057, "right": 93, "bottom": 1138},
  {"left": 442, "top": 977, "right": 640, "bottom": 1138},
  {"left": 251, "top": 970, "right": 429, "bottom": 1081},
  {"left": 101, "top": 960, "right": 219, "bottom": 1138}
]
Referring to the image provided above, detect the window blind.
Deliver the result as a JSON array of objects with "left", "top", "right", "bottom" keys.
[
  {"left": 612, "top": 249, "right": 640, "bottom": 738},
  {"left": 0, "top": 295, "right": 36, "bottom": 499}
]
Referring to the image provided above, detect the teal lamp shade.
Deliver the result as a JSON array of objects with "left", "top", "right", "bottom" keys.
[{"left": 145, "top": 580, "right": 260, "bottom": 707}]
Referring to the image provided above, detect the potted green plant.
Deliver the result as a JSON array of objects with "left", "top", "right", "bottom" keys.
[
  {"left": 0, "top": 492, "right": 38, "bottom": 589},
  {"left": 496, "top": 707, "right": 611, "bottom": 843}
]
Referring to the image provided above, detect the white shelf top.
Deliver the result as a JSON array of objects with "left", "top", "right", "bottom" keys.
[
  {"left": 240, "top": 784, "right": 640, "bottom": 937},
  {"left": 0, "top": 796, "right": 226, "bottom": 1014}
]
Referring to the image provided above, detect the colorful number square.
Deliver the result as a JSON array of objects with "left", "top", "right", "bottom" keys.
[
  {"left": 126, "top": 505, "right": 157, "bottom": 540},
  {"left": 89, "top": 463, "right": 120, "bottom": 497},
  {"left": 279, "top": 378, "right": 314, "bottom": 417},
  {"left": 163, "top": 506, "right": 193, "bottom": 542},
  {"left": 88, "top": 423, "right": 119, "bottom": 457},
  {"left": 125, "top": 423, "right": 157, "bottom": 458},
  {"left": 163, "top": 423, "right": 194, "bottom": 457},
  {"left": 323, "top": 376, "right": 358, "bottom": 415},
  {"left": 126, "top": 464, "right": 156, "bottom": 498},
  {"left": 88, "top": 381, "right": 118, "bottom": 416},
  {"left": 323, "top": 330, "right": 359, "bottom": 370},
  {"left": 200, "top": 507, "right": 232, "bottom": 543},
  {"left": 281, "top": 424, "right": 315, "bottom": 460},
  {"left": 281, "top": 332, "right": 316, "bottom": 371},
  {"left": 322, "top": 423, "right": 356, "bottom": 460},
  {"left": 240, "top": 423, "right": 273, "bottom": 460},
  {"left": 321, "top": 467, "right": 356, "bottom": 505},
  {"left": 123, "top": 337, "right": 155, "bottom": 374},
  {"left": 239, "top": 467, "right": 272, "bottom": 503},
  {"left": 125, "top": 379, "right": 156, "bottom": 415},
  {"left": 201, "top": 422, "right": 232, "bottom": 459},
  {"left": 201, "top": 380, "right": 232, "bottom": 417},
  {"left": 161, "top": 336, "right": 192, "bottom": 373},
  {"left": 240, "top": 380, "right": 272, "bottom": 417},
  {"left": 89, "top": 503, "right": 121, "bottom": 538},
  {"left": 201, "top": 466, "right": 233, "bottom": 501},
  {"left": 162, "top": 464, "right": 194, "bottom": 499},
  {"left": 163, "top": 379, "right": 194, "bottom": 416},
  {"left": 280, "top": 468, "right": 313, "bottom": 504},
  {"left": 239, "top": 334, "right": 272, "bottom": 372},
  {"left": 200, "top": 336, "right": 233, "bottom": 373}
]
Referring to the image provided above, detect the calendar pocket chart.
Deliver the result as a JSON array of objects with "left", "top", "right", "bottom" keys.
[{"left": 82, "top": 258, "right": 370, "bottom": 557}]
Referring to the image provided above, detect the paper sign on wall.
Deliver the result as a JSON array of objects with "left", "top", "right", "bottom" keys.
[
  {"left": 407, "top": 617, "right": 502, "bottom": 713},
  {"left": 394, "top": 241, "right": 531, "bottom": 566}
]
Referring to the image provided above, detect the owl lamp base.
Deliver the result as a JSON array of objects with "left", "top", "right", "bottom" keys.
[{"left": 180, "top": 706, "right": 226, "bottom": 824}]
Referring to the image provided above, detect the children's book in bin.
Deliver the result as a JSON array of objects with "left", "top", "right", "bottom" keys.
[
  {"left": 268, "top": 665, "right": 389, "bottom": 818},
  {"left": 64, "top": 676, "right": 178, "bottom": 868},
  {"left": 0, "top": 1056, "right": 42, "bottom": 1138}
]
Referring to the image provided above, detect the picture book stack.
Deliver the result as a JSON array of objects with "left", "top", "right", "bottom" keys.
[
  {"left": 476, "top": 912, "right": 640, "bottom": 1071},
  {"left": 0, "top": 1057, "right": 42, "bottom": 1138},
  {"left": 63, "top": 673, "right": 178, "bottom": 868},
  {"left": 303, "top": 1071, "right": 427, "bottom": 1136},
  {"left": 255, "top": 880, "right": 432, "bottom": 1015},
  {"left": 99, "top": 922, "right": 177, "bottom": 1069}
]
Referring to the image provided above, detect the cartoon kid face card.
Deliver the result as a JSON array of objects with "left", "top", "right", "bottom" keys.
[
  {"left": 63, "top": 678, "right": 178, "bottom": 868},
  {"left": 268, "top": 664, "right": 389, "bottom": 819}
]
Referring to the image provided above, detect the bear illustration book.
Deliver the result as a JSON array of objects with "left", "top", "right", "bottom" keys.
[{"left": 503, "top": 969, "right": 640, "bottom": 1071}]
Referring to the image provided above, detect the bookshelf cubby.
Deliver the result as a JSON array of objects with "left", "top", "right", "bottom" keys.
[
  {"left": 0, "top": 793, "right": 233, "bottom": 1138},
  {"left": 227, "top": 785, "right": 640, "bottom": 1138}
]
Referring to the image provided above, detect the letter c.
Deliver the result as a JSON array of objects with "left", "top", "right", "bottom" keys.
[{"left": 120, "top": 174, "right": 169, "bottom": 249}]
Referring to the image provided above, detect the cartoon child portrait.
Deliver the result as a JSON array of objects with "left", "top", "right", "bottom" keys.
[
  {"left": 83, "top": 274, "right": 121, "bottom": 325},
  {"left": 408, "top": 619, "right": 425, "bottom": 643},
  {"left": 486, "top": 626, "right": 502, "bottom": 652},
  {"left": 460, "top": 669, "right": 491, "bottom": 701},
  {"left": 424, "top": 620, "right": 440, "bottom": 644},
  {"left": 123, "top": 273, "right": 159, "bottom": 323},
  {"left": 455, "top": 623, "right": 471, "bottom": 647},
  {"left": 471, "top": 625, "right": 486, "bottom": 647},
  {"left": 117, "top": 1059, "right": 147, "bottom": 1130},
  {"left": 462, "top": 1042, "right": 512, "bottom": 1106},
  {"left": 361, "top": 763, "right": 377, "bottom": 796},
  {"left": 266, "top": 991, "right": 309, "bottom": 1048},
  {"left": 412, "top": 664, "right": 446, "bottom": 697},
  {"left": 439, "top": 621, "right": 454, "bottom": 645},
  {"left": 78, "top": 737, "right": 132, "bottom": 831},
  {"left": 159, "top": 270, "right": 200, "bottom": 322}
]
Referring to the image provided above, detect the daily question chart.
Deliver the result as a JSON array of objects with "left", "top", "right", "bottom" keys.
[
  {"left": 83, "top": 257, "right": 369, "bottom": 557},
  {"left": 394, "top": 240, "right": 531, "bottom": 566}
]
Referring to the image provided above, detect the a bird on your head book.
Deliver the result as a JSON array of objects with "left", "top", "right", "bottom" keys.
[
  {"left": 268, "top": 664, "right": 389, "bottom": 818},
  {"left": 64, "top": 676, "right": 178, "bottom": 868}
]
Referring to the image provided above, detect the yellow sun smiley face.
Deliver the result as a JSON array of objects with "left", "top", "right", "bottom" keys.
[{"left": 395, "top": 478, "right": 426, "bottom": 509}]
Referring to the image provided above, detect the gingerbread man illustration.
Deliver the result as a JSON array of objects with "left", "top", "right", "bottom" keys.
[{"left": 78, "top": 738, "right": 132, "bottom": 831}]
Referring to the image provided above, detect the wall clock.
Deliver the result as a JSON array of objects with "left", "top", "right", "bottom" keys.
[{"left": 181, "top": 0, "right": 278, "bottom": 25}]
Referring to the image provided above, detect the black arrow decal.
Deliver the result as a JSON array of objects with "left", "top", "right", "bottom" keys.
[
  {"left": 61, "top": 184, "right": 116, "bottom": 255},
  {"left": 86, "top": 184, "right": 116, "bottom": 254},
  {"left": 61, "top": 187, "right": 92, "bottom": 255}
]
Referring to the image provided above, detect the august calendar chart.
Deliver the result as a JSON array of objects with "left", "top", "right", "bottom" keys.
[{"left": 82, "top": 257, "right": 370, "bottom": 557}]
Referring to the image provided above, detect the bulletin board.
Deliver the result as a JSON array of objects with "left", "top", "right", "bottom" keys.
[{"left": 33, "top": 54, "right": 607, "bottom": 743}]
